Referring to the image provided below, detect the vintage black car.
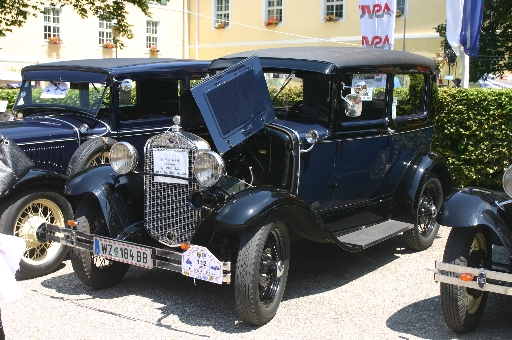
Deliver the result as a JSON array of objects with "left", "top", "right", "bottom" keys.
[
  {"left": 435, "top": 184, "right": 512, "bottom": 331},
  {"left": 0, "top": 58, "right": 210, "bottom": 279},
  {"left": 38, "top": 47, "right": 452, "bottom": 325}
]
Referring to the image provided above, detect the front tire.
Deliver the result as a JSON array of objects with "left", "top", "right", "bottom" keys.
[
  {"left": 440, "top": 227, "right": 490, "bottom": 333},
  {"left": 403, "top": 174, "right": 443, "bottom": 251},
  {"left": 235, "top": 217, "right": 290, "bottom": 326},
  {"left": 67, "top": 137, "right": 117, "bottom": 177},
  {"left": 71, "top": 195, "right": 129, "bottom": 289},
  {"left": 0, "top": 188, "right": 72, "bottom": 279}
]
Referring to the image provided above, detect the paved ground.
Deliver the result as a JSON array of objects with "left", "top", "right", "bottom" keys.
[{"left": 2, "top": 225, "right": 511, "bottom": 340}]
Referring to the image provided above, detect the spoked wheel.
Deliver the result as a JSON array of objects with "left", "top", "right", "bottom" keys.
[
  {"left": 71, "top": 195, "right": 129, "bottom": 289},
  {"left": 404, "top": 174, "right": 443, "bottom": 251},
  {"left": 440, "top": 227, "right": 490, "bottom": 333},
  {"left": 0, "top": 188, "right": 72, "bottom": 279},
  {"left": 235, "top": 217, "right": 290, "bottom": 326}
]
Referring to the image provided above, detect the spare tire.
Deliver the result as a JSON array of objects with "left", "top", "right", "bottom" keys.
[{"left": 67, "top": 137, "right": 117, "bottom": 176}]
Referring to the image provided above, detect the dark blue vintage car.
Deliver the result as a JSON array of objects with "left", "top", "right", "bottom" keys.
[
  {"left": 37, "top": 47, "right": 452, "bottom": 325},
  {"left": 0, "top": 58, "right": 210, "bottom": 279}
]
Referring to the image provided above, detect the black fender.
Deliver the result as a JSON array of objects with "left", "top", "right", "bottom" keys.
[
  {"left": 191, "top": 187, "right": 335, "bottom": 247},
  {"left": 65, "top": 165, "right": 144, "bottom": 237},
  {"left": 437, "top": 188, "right": 512, "bottom": 258},
  {"left": 0, "top": 169, "right": 67, "bottom": 202},
  {"left": 391, "top": 149, "right": 452, "bottom": 224}
]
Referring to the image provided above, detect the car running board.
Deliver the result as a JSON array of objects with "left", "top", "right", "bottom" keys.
[{"left": 335, "top": 220, "right": 412, "bottom": 251}]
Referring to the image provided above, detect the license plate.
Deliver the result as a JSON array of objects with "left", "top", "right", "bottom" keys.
[
  {"left": 93, "top": 237, "right": 153, "bottom": 269},
  {"left": 182, "top": 246, "right": 223, "bottom": 284}
]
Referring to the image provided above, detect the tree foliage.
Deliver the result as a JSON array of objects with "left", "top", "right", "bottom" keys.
[
  {"left": 0, "top": 0, "right": 151, "bottom": 46},
  {"left": 435, "top": 0, "right": 512, "bottom": 82}
]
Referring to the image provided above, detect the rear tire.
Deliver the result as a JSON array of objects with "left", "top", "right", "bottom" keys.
[
  {"left": 440, "top": 226, "right": 490, "bottom": 333},
  {"left": 235, "top": 217, "right": 290, "bottom": 326},
  {"left": 403, "top": 174, "right": 443, "bottom": 251},
  {"left": 0, "top": 188, "right": 72, "bottom": 279},
  {"left": 71, "top": 195, "right": 129, "bottom": 289},
  {"left": 67, "top": 137, "right": 117, "bottom": 177}
]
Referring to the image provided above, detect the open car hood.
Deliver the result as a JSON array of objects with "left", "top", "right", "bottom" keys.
[{"left": 191, "top": 56, "right": 275, "bottom": 154}]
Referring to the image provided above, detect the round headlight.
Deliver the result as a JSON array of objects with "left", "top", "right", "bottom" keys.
[
  {"left": 109, "top": 142, "right": 138, "bottom": 175},
  {"left": 194, "top": 151, "right": 224, "bottom": 187},
  {"left": 503, "top": 165, "right": 512, "bottom": 197}
]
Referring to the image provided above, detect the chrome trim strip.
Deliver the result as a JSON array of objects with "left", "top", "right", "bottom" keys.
[{"left": 17, "top": 138, "right": 78, "bottom": 146}]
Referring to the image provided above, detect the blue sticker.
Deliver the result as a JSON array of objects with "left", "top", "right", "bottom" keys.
[{"left": 94, "top": 239, "right": 100, "bottom": 255}]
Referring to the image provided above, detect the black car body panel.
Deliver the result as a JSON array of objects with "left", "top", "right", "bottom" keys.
[{"left": 438, "top": 188, "right": 512, "bottom": 257}]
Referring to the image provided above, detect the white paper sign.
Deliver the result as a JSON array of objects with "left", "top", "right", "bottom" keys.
[
  {"left": 153, "top": 148, "right": 189, "bottom": 184},
  {"left": 40, "top": 82, "right": 69, "bottom": 98},
  {"left": 352, "top": 74, "right": 375, "bottom": 101}
]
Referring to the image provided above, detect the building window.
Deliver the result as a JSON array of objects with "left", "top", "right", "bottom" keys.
[
  {"left": 146, "top": 20, "right": 159, "bottom": 49},
  {"left": 325, "top": 0, "right": 344, "bottom": 20},
  {"left": 98, "top": 19, "right": 113, "bottom": 46},
  {"left": 397, "top": 0, "right": 406, "bottom": 16},
  {"left": 215, "top": 0, "right": 230, "bottom": 27},
  {"left": 266, "top": 0, "right": 283, "bottom": 23},
  {"left": 43, "top": 7, "right": 61, "bottom": 40}
]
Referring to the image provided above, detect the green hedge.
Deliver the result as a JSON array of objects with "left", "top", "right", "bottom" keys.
[
  {"left": 433, "top": 88, "right": 512, "bottom": 189},
  {"left": 0, "top": 89, "right": 20, "bottom": 111},
  {"left": 2, "top": 87, "right": 512, "bottom": 189}
]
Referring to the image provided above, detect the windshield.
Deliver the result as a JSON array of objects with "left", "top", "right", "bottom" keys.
[
  {"left": 13, "top": 80, "right": 109, "bottom": 115},
  {"left": 265, "top": 71, "right": 331, "bottom": 122}
]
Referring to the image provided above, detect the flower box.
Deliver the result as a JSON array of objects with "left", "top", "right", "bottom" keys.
[
  {"left": 47, "top": 36, "right": 63, "bottom": 45},
  {"left": 103, "top": 42, "right": 115, "bottom": 49},
  {"left": 215, "top": 22, "right": 226, "bottom": 29},
  {"left": 264, "top": 16, "right": 279, "bottom": 28},
  {"left": 149, "top": 45, "right": 159, "bottom": 55},
  {"left": 324, "top": 14, "right": 338, "bottom": 22}
]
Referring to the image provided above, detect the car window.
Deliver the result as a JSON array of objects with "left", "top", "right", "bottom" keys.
[
  {"left": 267, "top": 72, "right": 331, "bottom": 122},
  {"left": 392, "top": 73, "right": 426, "bottom": 119},
  {"left": 15, "top": 80, "right": 108, "bottom": 115},
  {"left": 340, "top": 73, "right": 387, "bottom": 121}
]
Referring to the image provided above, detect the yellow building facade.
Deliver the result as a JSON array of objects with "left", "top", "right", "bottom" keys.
[
  {"left": 0, "top": 1, "right": 189, "bottom": 76},
  {"left": 188, "top": 0, "right": 446, "bottom": 60},
  {"left": 1, "top": 1, "right": 457, "bottom": 83}
]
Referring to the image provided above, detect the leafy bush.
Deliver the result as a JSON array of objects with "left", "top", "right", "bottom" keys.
[
  {"left": 0, "top": 89, "right": 20, "bottom": 110},
  {"left": 433, "top": 88, "right": 512, "bottom": 189}
]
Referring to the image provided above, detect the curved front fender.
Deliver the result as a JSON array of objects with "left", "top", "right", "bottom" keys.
[
  {"left": 438, "top": 188, "right": 512, "bottom": 257},
  {"left": 0, "top": 169, "right": 67, "bottom": 201},
  {"left": 65, "top": 166, "right": 144, "bottom": 237},
  {"left": 191, "top": 187, "right": 334, "bottom": 247}
]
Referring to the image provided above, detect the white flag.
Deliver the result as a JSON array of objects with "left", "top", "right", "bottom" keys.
[
  {"left": 359, "top": 0, "right": 397, "bottom": 49},
  {"left": 446, "top": 0, "right": 465, "bottom": 56}
]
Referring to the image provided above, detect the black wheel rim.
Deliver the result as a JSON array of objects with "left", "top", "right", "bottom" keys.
[
  {"left": 259, "top": 227, "right": 285, "bottom": 307},
  {"left": 417, "top": 181, "right": 440, "bottom": 236}
]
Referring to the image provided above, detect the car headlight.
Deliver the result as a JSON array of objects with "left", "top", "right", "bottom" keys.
[
  {"left": 503, "top": 165, "right": 512, "bottom": 198},
  {"left": 194, "top": 151, "right": 224, "bottom": 187},
  {"left": 110, "top": 142, "right": 138, "bottom": 174}
]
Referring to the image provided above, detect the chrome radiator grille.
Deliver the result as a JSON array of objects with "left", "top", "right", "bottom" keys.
[{"left": 144, "top": 132, "right": 201, "bottom": 246}]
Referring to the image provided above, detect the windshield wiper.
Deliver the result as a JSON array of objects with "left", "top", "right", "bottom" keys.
[{"left": 272, "top": 71, "right": 296, "bottom": 102}]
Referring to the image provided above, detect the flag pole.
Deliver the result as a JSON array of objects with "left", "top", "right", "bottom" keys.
[{"left": 462, "top": 54, "right": 470, "bottom": 88}]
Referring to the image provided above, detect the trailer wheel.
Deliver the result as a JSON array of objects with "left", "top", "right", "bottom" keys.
[
  {"left": 440, "top": 226, "right": 490, "bottom": 333},
  {"left": 71, "top": 195, "right": 129, "bottom": 289},
  {"left": 67, "top": 137, "right": 117, "bottom": 176},
  {"left": 0, "top": 188, "right": 72, "bottom": 279},
  {"left": 403, "top": 174, "right": 443, "bottom": 251},
  {"left": 235, "top": 217, "right": 290, "bottom": 326}
]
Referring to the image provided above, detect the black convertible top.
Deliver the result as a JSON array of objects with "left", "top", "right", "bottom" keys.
[{"left": 209, "top": 46, "right": 437, "bottom": 74}]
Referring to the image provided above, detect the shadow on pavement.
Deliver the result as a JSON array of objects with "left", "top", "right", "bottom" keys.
[{"left": 38, "top": 234, "right": 415, "bottom": 333}]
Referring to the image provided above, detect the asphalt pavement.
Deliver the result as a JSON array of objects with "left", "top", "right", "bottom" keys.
[{"left": 2, "top": 225, "right": 511, "bottom": 340}]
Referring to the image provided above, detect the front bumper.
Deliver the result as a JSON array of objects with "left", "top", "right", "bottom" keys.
[
  {"left": 38, "top": 222, "right": 231, "bottom": 284},
  {"left": 434, "top": 261, "right": 512, "bottom": 295}
]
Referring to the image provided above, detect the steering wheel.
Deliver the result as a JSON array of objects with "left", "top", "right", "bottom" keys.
[{"left": 290, "top": 101, "right": 329, "bottom": 119}]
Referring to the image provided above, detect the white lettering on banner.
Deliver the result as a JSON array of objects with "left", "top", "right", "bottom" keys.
[{"left": 358, "top": 0, "right": 396, "bottom": 49}]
